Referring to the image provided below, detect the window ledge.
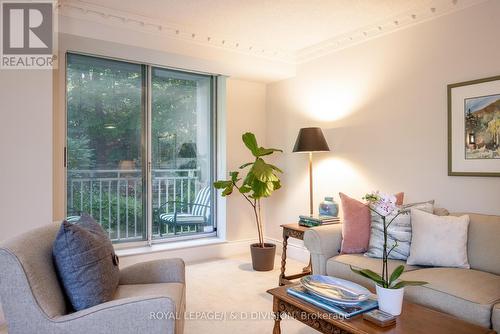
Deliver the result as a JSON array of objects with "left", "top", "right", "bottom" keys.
[{"left": 115, "top": 237, "right": 226, "bottom": 257}]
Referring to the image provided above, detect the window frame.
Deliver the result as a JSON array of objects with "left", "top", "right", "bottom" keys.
[{"left": 64, "top": 51, "right": 220, "bottom": 247}]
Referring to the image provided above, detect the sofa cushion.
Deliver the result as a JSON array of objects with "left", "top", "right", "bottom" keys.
[
  {"left": 53, "top": 214, "right": 120, "bottom": 311},
  {"left": 492, "top": 303, "right": 500, "bottom": 333},
  {"left": 365, "top": 201, "right": 434, "bottom": 260},
  {"left": 401, "top": 267, "right": 500, "bottom": 328},
  {"left": 407, "top": 210, "right": 470, "bottom": 268},
  {"left": 326, "top": 254, "right": 418, "bottom": 290},
  {"left": 454, "top": 213, "right": 500, "bottom": 276},
  {"left": 339, "top": 192, "right": 403, "bottom": 255}
]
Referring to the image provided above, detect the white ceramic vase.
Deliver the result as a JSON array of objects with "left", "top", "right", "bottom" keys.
[{"left": 375, "top": 285, "right": 405, "bottom": 316}]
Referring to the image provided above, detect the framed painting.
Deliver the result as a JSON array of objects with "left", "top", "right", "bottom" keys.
[{"left": 448, "top": 75, "right": 500, "bottom": 176}]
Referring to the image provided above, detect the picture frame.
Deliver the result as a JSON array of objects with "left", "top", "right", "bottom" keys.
[{"left": 448, "top": 75, "right": 500, "bottom": 176}]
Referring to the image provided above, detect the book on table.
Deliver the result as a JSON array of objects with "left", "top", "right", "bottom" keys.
[
  {"left": 298, "top": 215, "right": 340, "bottom": 227},
  {"left": 287, "top": 286, "right": 378, "bottom": 318}
]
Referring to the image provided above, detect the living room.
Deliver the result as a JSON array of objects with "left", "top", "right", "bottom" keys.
[{"left": 0, "top": 0, "right": 499, "bottom": 333}]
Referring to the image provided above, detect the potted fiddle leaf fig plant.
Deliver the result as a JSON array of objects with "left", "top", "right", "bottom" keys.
[
  {"left": 214, "top": 132, "right": 283, "bottom": 271},
  {"left": 351, "top": 192, "right": 427, "bottom": 315}
]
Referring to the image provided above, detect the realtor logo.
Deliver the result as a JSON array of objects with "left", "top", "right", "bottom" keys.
[{"left": 1, "top": 1, "right": 56, "bottom": 69}]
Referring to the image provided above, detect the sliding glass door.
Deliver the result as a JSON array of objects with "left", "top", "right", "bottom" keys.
[
  {"left": 66, "top": 53, "right": 216, "bottom": 243},
  {"left": 151, "top": 68, "right": 215, "bottom": 239}
]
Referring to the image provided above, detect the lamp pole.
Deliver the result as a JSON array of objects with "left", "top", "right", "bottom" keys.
[{"left": 309, "top": 152, "right": 313, "bottom": 216}]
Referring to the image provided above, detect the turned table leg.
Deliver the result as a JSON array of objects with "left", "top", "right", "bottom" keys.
[
  {"left": 273, "top": 297, "right": 282, "bottom": 334},
  {"left": 279, "top": 232, "right": 289, "bottom": 286}
]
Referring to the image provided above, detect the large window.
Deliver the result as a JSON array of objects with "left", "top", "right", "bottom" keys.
[{"left": 66, "top": 53, "right": 216, "bottom": 244}]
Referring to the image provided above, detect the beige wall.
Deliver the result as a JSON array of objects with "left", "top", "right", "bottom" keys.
[
  {"left": 265, "top": 0, "right": 500, "bottom": 241},
  {"left": 225, "top": 79, "right": 267, "bottom": 240},
  {"left": 0, "top": 70, "right": 53, "bottom": 241}
]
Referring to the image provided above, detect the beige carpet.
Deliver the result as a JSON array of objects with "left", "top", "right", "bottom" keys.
[
  {"left": 0, "top": 255, "right": 316, "bottom": 334},
  {"left": 185, "top": 254, "right": 316, "bottom": 334}
]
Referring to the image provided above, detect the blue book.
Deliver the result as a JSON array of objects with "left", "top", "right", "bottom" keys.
[{"left": 287, "top": 286, "right": 378, "bottom": 318}]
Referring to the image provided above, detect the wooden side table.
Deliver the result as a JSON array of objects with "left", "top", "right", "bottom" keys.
[{"left": 279, "top": 223, "right": 312, "bottom": 286}]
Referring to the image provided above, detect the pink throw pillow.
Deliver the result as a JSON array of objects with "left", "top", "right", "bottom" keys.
[{"left": 339, "top": 192, "right": 404, "bottom": 254}]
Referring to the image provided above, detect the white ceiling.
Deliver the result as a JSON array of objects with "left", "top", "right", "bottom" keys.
[
  {"left": 73, "top": 0, "right": 438, "bottom": 52},
  {"left": 60, "top": 0, "right": 487, "bottom": 65}
]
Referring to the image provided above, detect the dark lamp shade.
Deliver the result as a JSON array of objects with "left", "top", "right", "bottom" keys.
[{"left": 292, "top": 127, "right": 330, "bottom": 153}]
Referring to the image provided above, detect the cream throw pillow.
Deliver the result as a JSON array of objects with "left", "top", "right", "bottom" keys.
[{"left": 407, "top": 209, "right": 470, "bottom": 268}]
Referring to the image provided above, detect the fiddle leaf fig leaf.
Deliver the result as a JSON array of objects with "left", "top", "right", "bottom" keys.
[
  {"left": 222, "top": 185, "right": 234, "bottom": 196},
  {"left": 251, "top": 158, "right": 279, "bottom": 183},
  {"left": 230, "top": 171, "right": 240, "bottom": 182},
  {"left": 214, "top": 180, "right": 234, "bottom": 196},
  {"left": 251, "top": 179, "right": 274, "bottom": 198},
  {"left": 242, "top": 132, "right": 259, "bottom": 156},
  {"left": 255, "top": 147, "right": 283, "bottom": 157},
  {"left": 239, "top": 162, "right": 253, "bottom": 169},
  {"left": 242, "top": 132, "right": 283, "bottom": 157},
  {"left": 268, "top": 163, "right": 284, "bottom": 174},
  {"left": 213, "top": 180, "right": 232, "bottom": 189},
  {"left": 239, "top": 184, "right": 252, "bottom": 193}
]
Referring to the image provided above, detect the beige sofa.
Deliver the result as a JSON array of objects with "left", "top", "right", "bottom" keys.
[
  {"left": 0, "top": 223, "right": 185, "bottom": 334},
  {"left": 304, "top": 212, "right": 500, "bottom": 332}
]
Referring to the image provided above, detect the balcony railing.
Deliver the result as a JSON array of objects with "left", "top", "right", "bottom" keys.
[{"left": 67, "top": 168, "right": 204, "bottom": 242}]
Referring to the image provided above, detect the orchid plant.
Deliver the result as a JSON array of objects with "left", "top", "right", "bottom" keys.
[{"left": 350, "top": 192, "right": 427, "bottom": 289}]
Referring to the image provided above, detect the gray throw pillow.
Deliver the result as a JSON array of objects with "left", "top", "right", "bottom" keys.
[
  {"left": 53, "top": 214, "right": 120, "bottom": 311},
  {"left": 364, "top": 201, "right": 434, "bottom": 260}
]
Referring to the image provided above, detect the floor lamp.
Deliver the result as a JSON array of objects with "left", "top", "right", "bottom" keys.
[{"left": 293, "top": 127, "right": 330, "bottom": 216}]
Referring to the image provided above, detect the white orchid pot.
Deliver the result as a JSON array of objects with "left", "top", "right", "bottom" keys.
[{"left": 376, "top": 285, "right": 404, "bottom": 316}]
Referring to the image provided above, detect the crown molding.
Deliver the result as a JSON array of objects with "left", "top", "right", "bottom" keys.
[
  {"left": 296, "top": 0, "right": 489, "bottom": 63},
  {"left": 58, "top": 0, "right": 489, "bottom": 66},
  {"left": 57, "top": 0, "right": 297, "bottom": 64}
]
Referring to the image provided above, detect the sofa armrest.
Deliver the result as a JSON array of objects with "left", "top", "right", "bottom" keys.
[
  {"left": 119, "top": 258, "right": 185, "bottom": 285},
  {"left": 53, "top": 296, "right": 174, "bottom": 334},
  {"left": 304, "top": 224, "right": 342, "bottom": 275}
]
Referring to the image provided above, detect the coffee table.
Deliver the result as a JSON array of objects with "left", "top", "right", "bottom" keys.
[{"left": 267, "top": 285, "right": 496, "bottom": 334}]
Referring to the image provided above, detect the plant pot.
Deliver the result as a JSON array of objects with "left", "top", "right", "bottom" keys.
[
  {"left": 376, "top": 285, "right": 405, "bottom": 316},
  {"left": 250, "top": 243, "right": 276, "bottom": 271}
]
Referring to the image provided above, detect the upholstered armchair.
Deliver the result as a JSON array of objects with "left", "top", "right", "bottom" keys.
[{"left": 0, "top": 223, "right": 185, "bottom": 334}]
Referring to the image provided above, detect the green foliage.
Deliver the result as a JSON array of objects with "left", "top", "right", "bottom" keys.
[
  {"left": 67, "top": 54, "right": 202, "bottom": 171},
  {"left": 67, "top": 136, "right": 94, "bottom": 169},
  {"left": 350, "top": 264, "right": 427, "bottom": 289},
  {"left": 214, "top": 132, "right": 283, "bottom": 200},
  {"left": 391, "top": 280, "right": 428, "bottom": 289},
  {"left": 242, "top": 132, "right": 282, "bottom": 157},
  {"left": 350, "top": 267, "right": 385, "bottom": 286},
  {"left": 68, "top": 187, "right": 143, "bottom": 240},
  {"left": 213, "top": 132, "right": 283, "bottom": 247},
  {"left": 389, "top": 265, "right": 405, "bottom": 285}
]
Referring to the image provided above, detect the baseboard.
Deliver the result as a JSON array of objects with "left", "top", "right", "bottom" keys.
[
  {"left": 119, "top": 238, "right": 258, "bottom": 267},
  {"left": 265, "top": 237, "right": 310, "bottom": 264},
  {"left": 118, "top": 235, "right": 310, "bottom": 268}
]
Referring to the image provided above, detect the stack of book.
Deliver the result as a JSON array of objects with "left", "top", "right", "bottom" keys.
[{"left": 299, "top": 214, "right": 340, "bottom": 227}]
